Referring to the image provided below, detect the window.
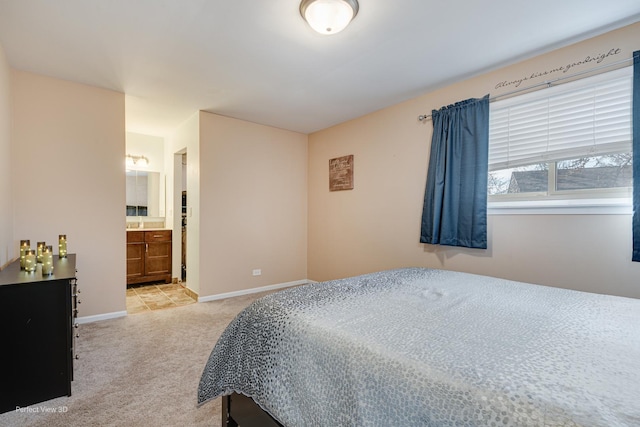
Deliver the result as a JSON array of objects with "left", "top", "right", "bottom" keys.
[{"left": 488, "top": 67, "right": 633, "bottom": 205}]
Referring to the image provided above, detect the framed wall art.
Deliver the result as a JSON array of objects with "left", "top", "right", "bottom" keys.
[{"left": 329, "top": 155, "right": 354, "bottom": 191}]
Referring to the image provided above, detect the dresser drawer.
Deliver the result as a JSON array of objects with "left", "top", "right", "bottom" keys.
[{"left": 145, "top": 230, "right": 171, "bottom": 242}]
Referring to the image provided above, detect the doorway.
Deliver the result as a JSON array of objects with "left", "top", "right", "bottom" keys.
[
  {"left": 172, "top": 149, "right": 189, "bottom": 295},
  {"left": 126, "top": 150, "right": 192, "bottom": 315},
  {"left": 181, "top": 153, "right": 187, "bottom": 282}
]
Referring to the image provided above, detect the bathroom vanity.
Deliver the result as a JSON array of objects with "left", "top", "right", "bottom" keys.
[{"left": 126, "top": 229, "right": 172, "bottom": 285}]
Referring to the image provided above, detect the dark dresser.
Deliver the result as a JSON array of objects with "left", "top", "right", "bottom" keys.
[{"left": 0, "top": 254, "right": 78, "bottom": 414}]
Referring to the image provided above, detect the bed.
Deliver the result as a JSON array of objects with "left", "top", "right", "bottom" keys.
[{"left": 197, "top": 268, "right": 640, "bottom": 426}]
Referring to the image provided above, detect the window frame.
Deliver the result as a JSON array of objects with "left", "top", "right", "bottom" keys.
[{"left": 487, "top": 66, "right": 633, "bottom": 213}]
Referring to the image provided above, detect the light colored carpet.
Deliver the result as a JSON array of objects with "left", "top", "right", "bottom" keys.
[{"left": 0, "top": 291, "right": 272, "bottom": 427}]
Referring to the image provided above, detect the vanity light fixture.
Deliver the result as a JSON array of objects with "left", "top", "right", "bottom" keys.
[
  {"left": 300, "top": 0, "right": 359, "bottom": 35},
  {"left": 126, "top": 154, "right": 149, "bottom": 167}
]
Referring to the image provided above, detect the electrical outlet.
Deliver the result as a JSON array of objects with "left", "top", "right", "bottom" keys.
[{"left": 252, "top": 269, "right": 262, "bottom": 276}]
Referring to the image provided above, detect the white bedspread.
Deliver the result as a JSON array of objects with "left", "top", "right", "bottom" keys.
[{"left": 198, "top": 268, "right": 640, "bottom": 426}]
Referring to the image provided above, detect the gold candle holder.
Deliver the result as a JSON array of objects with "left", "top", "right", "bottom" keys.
[
  {"left": 20, "top": 240, "right": 30, "bottom": 270},
  {"left": 37, "top": 241, "right": 46, "bottom": 263},
  {"left": 58, "top": 235, "right": 67, "bottom": 258},
  {"left": 42, "top": 245, "right": 54, "bottom": 275},
  {"left": 24, "top": 249, "right": 37, "bottom": 273}
]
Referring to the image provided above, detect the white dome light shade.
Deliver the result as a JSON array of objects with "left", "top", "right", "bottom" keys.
[{"left": 300, "top": 0, "right": 359, "bottom": 35}]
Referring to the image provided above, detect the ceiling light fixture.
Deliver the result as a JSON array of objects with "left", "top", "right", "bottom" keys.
[{"left": 300, "top": 0, "right": 359, "bottom": 35}]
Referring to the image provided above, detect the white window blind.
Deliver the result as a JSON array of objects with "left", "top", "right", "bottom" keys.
[{"left": 489, "top": 67, "right": 632, "bottom": 170}]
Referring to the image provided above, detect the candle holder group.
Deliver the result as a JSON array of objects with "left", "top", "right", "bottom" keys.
[{"left": 18, "top": 235, "right": 68, "bottom": 275}]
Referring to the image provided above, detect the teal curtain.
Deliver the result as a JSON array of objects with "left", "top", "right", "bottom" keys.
[
  {"left": 420, "top": 95, "right": 490, "bottom": 249},
  {"left": 633, "top": 50, "right": 640, "bottom": 262}
]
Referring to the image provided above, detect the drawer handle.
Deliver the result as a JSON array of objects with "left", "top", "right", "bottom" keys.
[{"left": 153, "top": 234, "right": 163, "bottom": 238}]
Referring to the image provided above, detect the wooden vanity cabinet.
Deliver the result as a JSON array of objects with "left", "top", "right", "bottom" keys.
[{"left": 127, "top": 230, "right": 172, "bottom": 285}]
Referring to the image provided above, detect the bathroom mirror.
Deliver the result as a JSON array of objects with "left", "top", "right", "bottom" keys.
[{"left": 126, "top": 170, "right": 162, "bottom": 217}]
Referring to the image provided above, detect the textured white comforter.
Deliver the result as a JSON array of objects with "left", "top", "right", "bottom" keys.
[{"left": 198, "top": 268, "right": 640, "bottom": 426}]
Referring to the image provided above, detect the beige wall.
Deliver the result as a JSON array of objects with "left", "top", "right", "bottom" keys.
[
  {"left": 3, "top": 22, "right": 638, "bottom": 320},
  {"left": 308, "top": 22, "right": 640, "bottom": 299},
  {"left": 198, "top": 112, "right": 308, "bottom": 297},
  {"left": 12, "top": 70, "right": 126, "bottom": 317},
  {"left": 0, "top": 43, "right": 12, "bottom": 268}
]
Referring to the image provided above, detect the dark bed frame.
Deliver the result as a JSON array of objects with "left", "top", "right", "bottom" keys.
[{"left": 222, "top": 393, "right": 284, "bottom": 427}]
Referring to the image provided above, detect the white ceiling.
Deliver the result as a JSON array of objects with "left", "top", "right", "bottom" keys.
[{"left": 1, "top": 0, "right": 639, "bottom": 136}]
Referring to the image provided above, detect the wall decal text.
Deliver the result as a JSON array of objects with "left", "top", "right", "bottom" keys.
[{"left": 495, "top": 48, "right": 622, "bottom": 90}]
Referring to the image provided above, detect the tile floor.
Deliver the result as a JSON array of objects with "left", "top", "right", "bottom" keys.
[{"left": 126, "top": 282, "right": 197, "bottom": 314}]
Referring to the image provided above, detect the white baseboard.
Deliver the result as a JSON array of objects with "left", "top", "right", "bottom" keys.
[
  {"left": 76, "top": 279, "right": 318, "bottom": 322},
  {"left": 76, "top": 310, "right": 127, "bottom": 324},
  {"left": 198, "top": 279, "right": 315, "bottom": 303}
]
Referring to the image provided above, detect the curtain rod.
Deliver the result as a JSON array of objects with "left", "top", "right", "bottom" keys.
[{"left": 417, "top": 56, "right": 633, "bottom": 122}]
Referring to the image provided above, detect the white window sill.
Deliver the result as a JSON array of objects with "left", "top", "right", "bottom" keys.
[{"left": 488, "top": 198, "right": 633, "bottom": 215}]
